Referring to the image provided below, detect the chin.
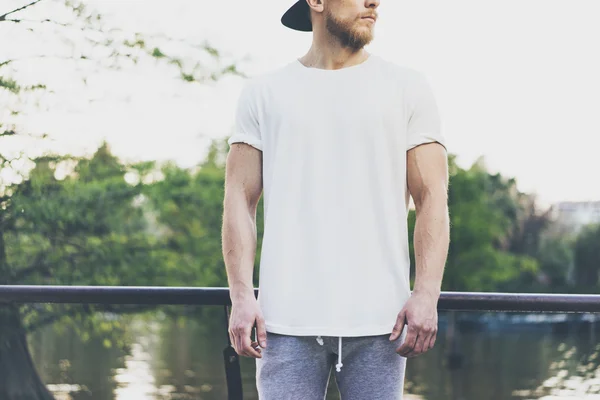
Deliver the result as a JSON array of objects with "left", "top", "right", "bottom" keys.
[
  {"left": 354, "top": 26, "right": 374, "bottom": 38},
  {"left": 353, "top": 31, "right": 374, "bottom": 45}
]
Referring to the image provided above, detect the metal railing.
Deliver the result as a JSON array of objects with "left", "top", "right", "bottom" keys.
[
  {"left": 2, "top": 285, "right": 600, "bottom": 312},
  {"left": 2, "top": 285, "right": 600, "bottom": 400}
]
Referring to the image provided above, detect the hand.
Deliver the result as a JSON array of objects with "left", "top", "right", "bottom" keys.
[
  {"left": 389, "top": 289, "right": 439, "bottom": 358},
  {"left": 229, "top": 294, "right": 267, "bottom": 358}
]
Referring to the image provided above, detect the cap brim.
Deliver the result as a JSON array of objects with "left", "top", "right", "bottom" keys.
[{"left": 281, "top": 1, "right": 312, "bottom": 32}]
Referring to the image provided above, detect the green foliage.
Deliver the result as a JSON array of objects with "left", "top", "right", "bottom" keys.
[
  {"left": 203, "top": 45, "right": 220, "bottom": 58},
  {"left": 409, "top": 156, "right": 555, "bottom": 293},
  {"left": 181, "top": 72, "right": 195, "bottom": 82},
  {"left": 573, "top": 223, "right": 600, "bottom": 291},
  {"left": 143, "top": 139, "right": 263, "bottom": 288},
  {"left": 449, "top": 157, "right": 534, "bottom": 291},
  {"left": 4, "top": 143, "right": 159, "bottom": 286},
  {"left": 151, "top": 47, "right": 166, "bottom": 58},
  {"left": 0, "top": 76, "right": 20, "bottom": 94},
  {"left": 534, "top": 233, "right": 575, "bottom": 291},
  {"left": 0, "top": 143, "right": 163, "bottom": 357}
]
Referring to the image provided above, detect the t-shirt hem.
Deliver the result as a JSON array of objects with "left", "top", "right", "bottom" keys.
[
  {"left": 265, "top": 322, "right": 394, "bottom": 337},
  {"left": 407, "top": 137, "right": 446, "bottom": 152},
  {"left": 228, "top": 133, "right": 262, "bottom": 151}
]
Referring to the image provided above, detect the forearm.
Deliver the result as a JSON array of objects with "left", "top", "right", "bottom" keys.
[
  {"left": 412, "top": 195, "right": 450, "bottom": 298},
  {"left": 222, "top": 194, "right": 258, "bottom": 303}
]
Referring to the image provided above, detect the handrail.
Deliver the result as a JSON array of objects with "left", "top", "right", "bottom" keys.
[{"left": 1, "top": 286, "right": 600, "bottom": 312}]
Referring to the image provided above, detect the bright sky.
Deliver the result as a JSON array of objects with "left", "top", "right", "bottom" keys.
[{"left": 2, "top": 0, "right": 600, "bottom": 207}]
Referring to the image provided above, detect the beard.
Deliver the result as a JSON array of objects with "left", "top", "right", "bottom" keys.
[{"left": 324, "top": 8, "right": 374, "bottom": 50}]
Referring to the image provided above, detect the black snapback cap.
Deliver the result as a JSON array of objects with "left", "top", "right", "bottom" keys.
[{"left": 281, "top": 1, "right": 312, "bottom": 32}]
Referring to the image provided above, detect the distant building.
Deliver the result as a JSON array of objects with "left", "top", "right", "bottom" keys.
[{"left": 550, "top": 201, "right": 600, "bottom": 233}]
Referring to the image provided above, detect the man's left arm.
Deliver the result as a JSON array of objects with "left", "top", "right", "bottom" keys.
[{"left": 389, "top": 141, "right": 450, "bottom": 357}]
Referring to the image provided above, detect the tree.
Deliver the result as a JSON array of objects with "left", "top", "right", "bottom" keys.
[
  {"left": 144, "top": 139, "right": 264, "bottom": 289},
  {"left": 408, "top": 156, "right": 539, "bottom": 292},
  {"left": 573, "top": 223, "right": 600, "bottom": 292},
  {"left": 536, "top": 233, "right": 574, "bottom": 291},
  {"left": 1, "top": 144, "right": 162, "bottom": 398},
  {"left": 1, "top": 1, "right": 241, "bottom": 397}
]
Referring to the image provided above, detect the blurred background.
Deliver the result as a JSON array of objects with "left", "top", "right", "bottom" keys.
[{"left": 1, "top": 0, "right": 599, "bottom": 399}]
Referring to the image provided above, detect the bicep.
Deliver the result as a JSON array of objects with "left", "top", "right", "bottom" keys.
[
  {"left": 225, "top": 143, "right": 263, "bottom": 210},
  {"left": 407, "top": 142, "right": 448, "bottom": 208}
]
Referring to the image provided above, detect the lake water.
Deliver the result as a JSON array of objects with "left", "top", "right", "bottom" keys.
[{"left": 27, "top": 308, "right": 600, "bottom": 400}]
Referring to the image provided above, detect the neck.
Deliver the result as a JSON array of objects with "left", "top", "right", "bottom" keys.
[{"left": 299, "top": 24, "right": 369, "bottom": 70}]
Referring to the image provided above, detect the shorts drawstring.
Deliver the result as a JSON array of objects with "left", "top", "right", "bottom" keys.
[
  {"left": 336, "top": 336, "right": 343, "bottom": 372},
  {"left": 315, "top": 335, "right": 343, "bottom": 372}
]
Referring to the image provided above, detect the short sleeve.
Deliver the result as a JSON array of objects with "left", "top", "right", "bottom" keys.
[
  {"left": 406, "top": 72, "right": 446, "bottom": 151},
  {"left": 227, "top": 82, "right": 262, "bottom": 151}
]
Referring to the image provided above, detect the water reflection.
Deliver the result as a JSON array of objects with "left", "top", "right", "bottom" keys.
[
  {"left": 113, "top": 339, "right": 156, "bottom": 399},
  {"left": 28, "top": 318, "right": 125, "bottom": 400},
  {"left": 27, "top": 310, "right": 600, "bottom": 400},
  {"left": 512, "top": 342, "right": 600, "bottom": 399}
]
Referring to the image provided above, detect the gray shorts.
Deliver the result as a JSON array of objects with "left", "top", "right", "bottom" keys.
[{"left": 255, "top": 330, "right": 408, "bottom": 399}]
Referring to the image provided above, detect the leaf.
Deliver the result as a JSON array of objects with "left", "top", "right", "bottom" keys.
[
  {"left": 151, "top": 47, "right": 165, "bottom": 58},
  {"left": 0, "top": 76, "right": 20, "bottom": 93},
  {"left": 181, "top": 72, "right": 194, "bottom": 82},
  {"left": 203, "top": 45, "right": 219, "bottom": 58}
]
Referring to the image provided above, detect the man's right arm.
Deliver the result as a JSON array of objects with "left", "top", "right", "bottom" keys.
[{"left": 222, "top": 142, "right": 266, "bottom": 357}]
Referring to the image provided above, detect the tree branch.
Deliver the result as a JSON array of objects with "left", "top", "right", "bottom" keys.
[
  {"left": 0, "top": 54, "right": 91, "bottom": 69},
  {"left": 1, "top": 18, "right": 70, "bottom": 27},
  {"left": 0, "top": 0, "right": 45, "bottom": 22}
]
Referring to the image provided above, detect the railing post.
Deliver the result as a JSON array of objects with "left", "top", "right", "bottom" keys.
[
  {"left": 223, "top": 305, "right": 244, "bottom": 400},
  {"left": 446, "top": 310, "right": 464, "bottom": 370}
]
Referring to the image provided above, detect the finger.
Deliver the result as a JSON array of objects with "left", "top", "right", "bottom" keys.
[
  {"left": 237, "top": 335, "right": 252, "bottom": 357},
  {"left": 232, "top": 326, "right": 251, "bottom": 357},
  {"left": 249, "top": 341, "right": 262, "bottom": 356},
  {"left": 237, "top": 332, "right": 253, "bottom": 357},
  {"left": 427, "top": 330, "right": 437, "bottom": 351},
  {"left": 396, "top": 326, "right": 418, "bottom": 356},
  {"left": 256, "top": 316, "right": 268, "bottom": 348},
  {"left": 229, "top": 329, "right": 240, "bottom": 355},
  {"left": 250, "top": 326, "right": 263, "bottom": 352},
  {"left": 251, "top": 341, "right": 262, "bottom": 352},
  {"left": 389, "top": 310, "right": 406, "bottom": 341},
  {"left": 403, "top": 334, "right": 419, "bottom": 358},
  {"left": 407, "top": 330, "right": 429, "bottom": 357},
  {"left": 234, "top": 333, "right": 247, "bottom": 357},
  {"left": 241, "top": 331, "right": 262, "bottom": 358},
  {"left": 415, "top": 329, "right": 431, "bottom": 354}
]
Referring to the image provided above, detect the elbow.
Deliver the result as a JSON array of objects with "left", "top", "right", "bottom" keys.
[{"left": 413, "top": 185, "right": 448, "bottom": 212}]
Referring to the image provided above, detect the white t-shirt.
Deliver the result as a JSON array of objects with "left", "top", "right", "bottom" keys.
[{"left": 228, "top": 54, "right": 446, "bottom": 337}]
